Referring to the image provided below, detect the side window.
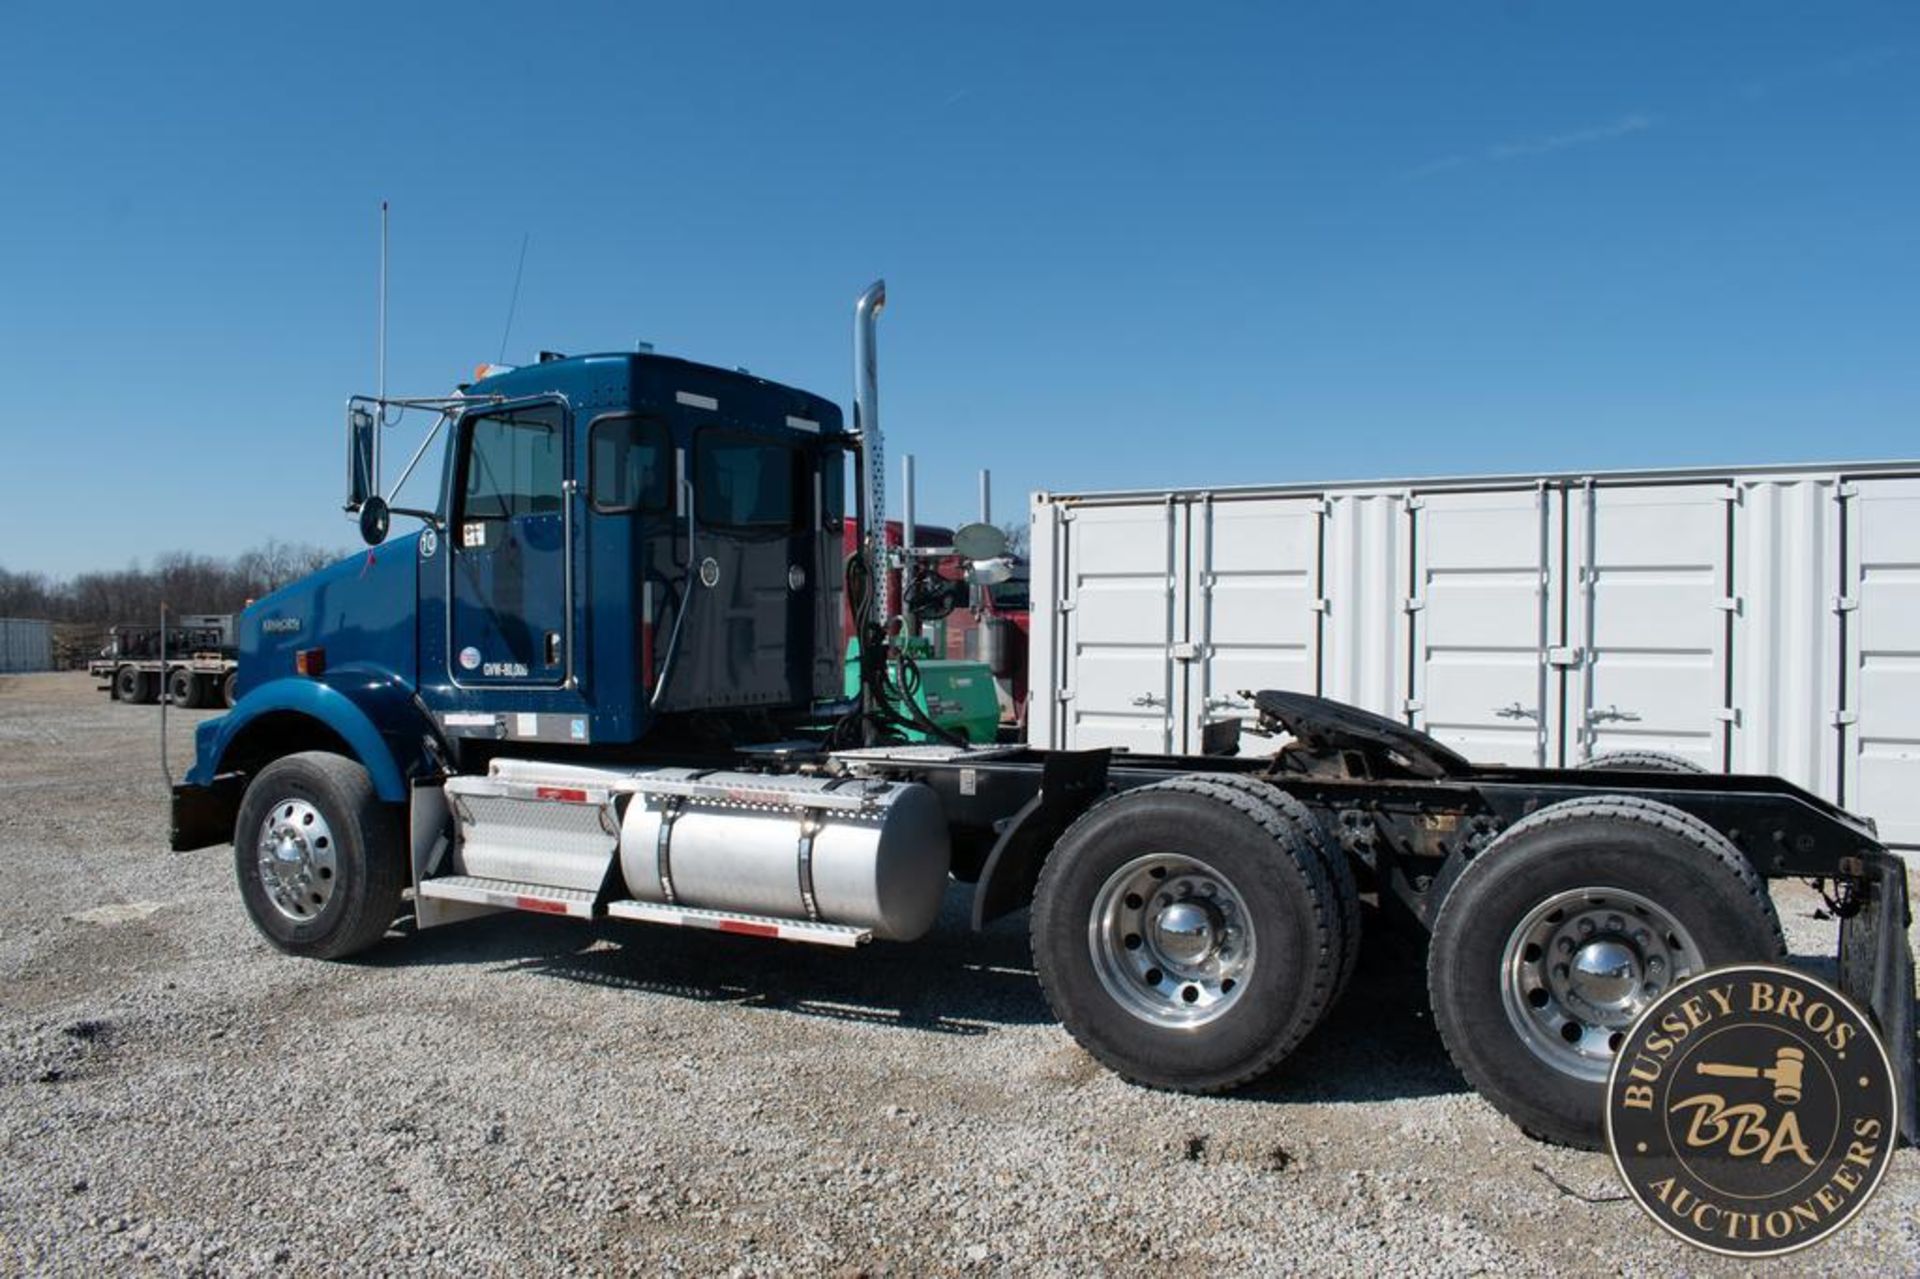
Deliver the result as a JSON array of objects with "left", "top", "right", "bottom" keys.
[
  {"left": 459, "top": 405, "right": 563, "bottom": 523},
  {"left": 589, "top": 415, "right": 671, "bottom": 513},
  {"left": 695, "top": 433, "right": 802, "bottom": 530}
]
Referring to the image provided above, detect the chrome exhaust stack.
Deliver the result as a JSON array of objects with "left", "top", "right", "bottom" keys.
[{"left": 853, "top": 279, "right": 887, "bottom": 581}]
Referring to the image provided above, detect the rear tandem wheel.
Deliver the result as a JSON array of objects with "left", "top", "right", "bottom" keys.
[
  {"left": 1427, "top": 795, "right": 1785, "bottom": 1148},
  {"left": 1030, "top": 776, "right": 1353, "bottom": 1094}
]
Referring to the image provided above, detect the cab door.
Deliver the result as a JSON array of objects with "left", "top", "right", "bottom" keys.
[{"left": 447, "top": 399, "right": 573, "bottom": 688}]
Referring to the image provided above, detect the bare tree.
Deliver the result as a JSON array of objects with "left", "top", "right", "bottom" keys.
[{"left": 0, "top": 540, "right": 348, "bottom": 630}]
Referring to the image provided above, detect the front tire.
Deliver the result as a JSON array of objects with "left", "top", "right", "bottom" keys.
[
  {"left": 233, "top": 752, "right": 407, "bottom": 960},
  {"left": 1030, "top": 778, "right": 1340, "bottom": 1093},
  {"left": 1427, "top": 795, "right": 1784, "bottom": 1147}
]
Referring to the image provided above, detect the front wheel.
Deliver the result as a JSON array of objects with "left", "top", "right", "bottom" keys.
[
  {"left": 233, "top": 752, "right": 407, "bottom": 960},
  {"left": 1030, "top": 778, "right": 1341, "bottom": 1093},
  {"left": 1427, "top": 795, "right": 1784, "bottom": 1148}
]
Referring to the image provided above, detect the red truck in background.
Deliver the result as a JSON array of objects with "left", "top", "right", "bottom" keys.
[{"left": 840, "top": 518, "right": 1030, "bottom": 731}]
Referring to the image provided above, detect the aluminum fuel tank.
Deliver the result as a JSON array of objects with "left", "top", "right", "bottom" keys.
[{"left": 618, "top": 771, "right": 950, "bottom": 941}]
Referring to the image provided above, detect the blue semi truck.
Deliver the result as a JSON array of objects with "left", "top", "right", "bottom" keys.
[{"left": 170, "top": 282, "right": 1916, "bottom": 1150}]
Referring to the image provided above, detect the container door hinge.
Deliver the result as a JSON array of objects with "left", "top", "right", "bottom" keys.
[
  {"left": 1546, "top": 646, "right": 1584, "bottom": 668},
  {"left": 1170, "top": 642, "right": 1199, "bottom": 662},
  {"left": 1402, "top": 698, "right": 1424, "bottom": 715},
  {"left": 1404, "top": 597, "right": 1426, "bottom": 614},
  {"left": 1832, "top": 595, "right": 1859, "bottom": 614},
  {"left": 1716, "top": 596, "right": 1743, "bottom": 614},
  {"left": 1311, "top": 598, "right": 1331, "bottom": 614},
  {"left": 1832, "top": 708, "right": 1858, "bottom": 728},
  {"left": 1715, "top": 707, "right": 1742, "bottom": 725}
]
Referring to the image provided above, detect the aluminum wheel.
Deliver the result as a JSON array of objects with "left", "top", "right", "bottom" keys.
[
  {"left": 255, "top": 798, "right": 339, "bottom": 924},
  {"left": 1501, "top": 886, "right": 1699, "bottom": 1081},
  {"left": 1088, "top": 853, "right": 1256, "bottom": 1028}
]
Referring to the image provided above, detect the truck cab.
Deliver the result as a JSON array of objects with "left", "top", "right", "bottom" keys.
[{"left": 176, "top": 351, "right": 849, "bottom": 830}]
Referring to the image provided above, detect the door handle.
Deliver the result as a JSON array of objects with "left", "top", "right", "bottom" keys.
[
  {"left": 1494, "top": 702, "right": 1539, "bottom": 721},
  {"left": 1205, "top": 694, "right": 1250, "bottom": 712},
  {"left": 1132, "top": 693, "right": 1167, "bottom": 708},
  {"left": 1590, "top": 704, "right": 1642, "bottom": 724}
]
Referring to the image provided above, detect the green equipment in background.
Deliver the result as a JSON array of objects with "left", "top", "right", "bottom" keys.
[{"left": 844, "top": 637, "right": 1001, "bottom": 745}]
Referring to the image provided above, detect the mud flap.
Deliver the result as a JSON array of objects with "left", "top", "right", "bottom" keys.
[{"left": 1838, "top": 852, "right": 1919, "bottom": 1147}]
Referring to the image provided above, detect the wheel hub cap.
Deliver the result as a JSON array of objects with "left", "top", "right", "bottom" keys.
[
  {"left": 1151, "top": 900, "right": 1220, "bottom": 967},
  {"left": 255, "top": 799, "right": 339, "bottom": 924},
  {"left": 1569, "top": 939, "right": 1640, "bottom": 1009},
  {"left": 1088, "top": 855, "right": 1255, "bottom": 1028}
]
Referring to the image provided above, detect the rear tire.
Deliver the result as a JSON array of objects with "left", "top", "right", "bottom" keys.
[
  {"left": 167, "top": 666, "right": 200, "bottom": 709},
  {"left": 233, "top": 752, "right": 407, "bottom": 960},
  {"left": 1030, "top": 777, "right": 1339, "bottom": 1093},
  {"left": 1186, "top": 773, "right": 1362, "bottom": 1001},
  {"left": 1427, "top": 795, "right": 1784, "bottom": 1148},
  {"left": 1576, "top": 750, "right": 1705, "bottom": 774},
  {"left": 115, "top": 664, "right": 156, "bottom": 704}
]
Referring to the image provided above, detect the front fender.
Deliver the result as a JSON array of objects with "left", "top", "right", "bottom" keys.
[{"left": 188, "top": 667, "right": 436, "bottom": 803}]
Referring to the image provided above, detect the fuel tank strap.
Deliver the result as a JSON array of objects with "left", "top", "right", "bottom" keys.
[
  {"left": 796, "top": 812, "right": 823, "bottom": 921},
  {"left": 656, "top": 797, "right": 683, "bottom": 905}
]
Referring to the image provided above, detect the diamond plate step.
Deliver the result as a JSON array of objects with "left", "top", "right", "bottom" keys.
[
  {"left": 416, "top": 875, "right": 599, "bottom": 919},
  {"left": 605, "top": 899, "right": 870, "bottom": 948}
]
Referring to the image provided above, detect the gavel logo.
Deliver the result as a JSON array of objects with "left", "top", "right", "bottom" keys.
[{"left": 1695, "top": 1045, "right": 1806, "bottom": 1106}]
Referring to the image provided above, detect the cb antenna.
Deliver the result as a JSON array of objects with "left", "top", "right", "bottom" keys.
[
  {"left": 376, "top": 200, "right": 400, "bottom": 427},
  {"left": 497, "top": 232, "right": 530, "bottom": 365}
]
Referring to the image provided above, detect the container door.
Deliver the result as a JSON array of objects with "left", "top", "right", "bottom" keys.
[
  {"left": 1569, "top": 482, "right": 1735, "bottom": 767},
  {"left": 1056, "top": 500, "right": 1189, "bottom": 753},
  {"left": 447, "top": 401, "right": 573, "bottom": 688},
  {"left": 1191, "top": 494, "right": 1324, "bottom": 748},
  {"left": 1840, "top": 477, "right": 1920, "bottom": 845},
  {"left": 1407, "top": 486, "right": 1556, "bottom": 765}
]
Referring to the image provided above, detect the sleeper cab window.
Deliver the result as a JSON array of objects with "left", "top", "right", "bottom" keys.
[
  {"left": 695, "top": 432, "right": 802, "bottom": 531},
  {"left": 589, "top": 415, "right": 672, "bottom": 514}
]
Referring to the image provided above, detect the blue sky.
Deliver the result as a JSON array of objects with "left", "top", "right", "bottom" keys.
[{"left": 0, "top": 3, "right": 1914, "bottom": 577}]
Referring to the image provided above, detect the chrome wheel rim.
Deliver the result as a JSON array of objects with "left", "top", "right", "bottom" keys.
[
  {"left": 255, "top": 798, "right": 339, "bottom": 924},
  {"left": 1501, "top": 886, "right": 1698, "bottom": 1081},
  {"left": 1088, "top": 854, "right": 1255, "bottom": 1028}
]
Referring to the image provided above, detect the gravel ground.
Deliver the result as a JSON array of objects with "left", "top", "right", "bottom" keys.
[{"left": 1, "top": 670, "right": 1915, "bottom": 1275}]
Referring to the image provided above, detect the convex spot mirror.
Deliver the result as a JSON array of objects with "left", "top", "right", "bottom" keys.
[
  {"left": 358, "top": 495, "right": 391, "bottom": 546},
  {"left": 968, "top": 556, "right": 1015, "bottom": 586},
  {"left": 952, "top": 522, "right": 1008, "bottom": 561}
]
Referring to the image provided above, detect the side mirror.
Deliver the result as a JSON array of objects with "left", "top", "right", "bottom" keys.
[
  {"left": 952, "top": 522, "right": 1009, "bottom": 561},
  {"left": 358, "top": 495, "right": 391, "bottom": 546},
  {"left": 347, "top": 403, "right": 378, "bottom": 511}
]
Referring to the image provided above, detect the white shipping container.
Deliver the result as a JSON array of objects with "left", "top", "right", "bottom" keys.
[
  {"left": 0, "top": 618, "right": 54, "bottom": 673},
  {"left": 1029, "top": 461, "right": 1920, "bottom": 848}
]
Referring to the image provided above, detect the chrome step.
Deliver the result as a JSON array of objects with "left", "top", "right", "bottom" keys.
[
  {"left": 416, "top": 875, "right": 599, "bottom": 919},
  {"left": 605, "top": 899, "right": 870, "bottom": 948}
]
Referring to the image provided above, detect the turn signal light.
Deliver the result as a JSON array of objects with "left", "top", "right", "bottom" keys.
[{"left": 295, "top": 647, "right": 326, "bottom": 677}]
